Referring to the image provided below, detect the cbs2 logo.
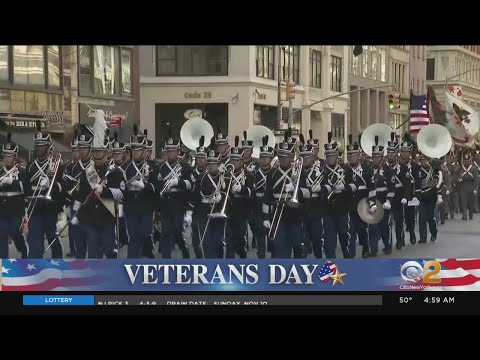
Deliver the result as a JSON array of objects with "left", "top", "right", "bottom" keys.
[{"left": 400, "top": 260, "right": 441, "bottom": 284}]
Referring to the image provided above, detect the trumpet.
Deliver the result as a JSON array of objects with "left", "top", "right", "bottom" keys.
[
  {"left": 0, "top": 163, "right": 19, "bottom": 182},
  {"left": 286, "top": 157, "right": 303, "bottom": 208},
  {"left": 160, "top": 163, "right": 182, "bottom": 196}
]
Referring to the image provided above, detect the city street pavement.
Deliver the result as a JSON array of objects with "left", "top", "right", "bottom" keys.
[{"left": 8, "top": 214, "right": 480, "bottom": 259}]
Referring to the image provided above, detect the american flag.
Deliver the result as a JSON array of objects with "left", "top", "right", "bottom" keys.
[
  {"left": 1, "top": 259, "right": 102, "bottom": 291},
  {"left": 422, "top": 259, "right": 480, "bottom": 291},
  {"left": 317, "top": 261, "right": 337, "bottom": 282},
  {"left": 409, "top": 94, "right": 430, "bottom": 135}
]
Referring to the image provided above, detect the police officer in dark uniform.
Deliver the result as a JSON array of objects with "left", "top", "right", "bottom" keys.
[
  {"left": 73, "top": 129, "right": 125, "bottom": 258},
  {"left": 384, "top": 133, "right": 408, "bottom": 250},
  {"left": 189, "top": 140, "right": 228, "bottom": 258},
  {"left": 123, "top": 127, "right": 158, "bottom": 258},
  {"left": 251, "top": 135, "right": 274, "bottom": 258},
  {"left": 109, "top": 132, "right": 128, "bottom": 248},
  {"left": 63, "top": 133, "right": 80, "bottom": 257},
  {"left": 346, "top": 134, "right": 376, "bottom": 258},
  {"left": 263, "top": 131, "right": 307, "bottom": 258},
  {"left": 321, "top": 132, "right": 357, "bottom": 259},
  {"left": 399, "top": 136, "right": 422, "bottom": 244},
  {"left": 25, "top": 120, "right": 65, "bottom": 258},
  {"left": 226, "top": 135, "right": 254, "bottom": 258},
  {"left": 299, "top": 135, "right": 328, "bottom": 259},
  {"left": 418, "top": 154, "right": 442, "bottom": 242},
  {"left": 185, "top": 136, "right": 208, "bottom": 258},
  {"left": 242, "top": 131, "right": 258, "bottom": 250},
  {"left": 0, "top": 133, "right": 28, "bottom": 258},
  {"left": 369, "top": 137, "right": 394, "bottom": 256},
  {"left": 157, "top": 131, "right": 192, "bottom": 258}
]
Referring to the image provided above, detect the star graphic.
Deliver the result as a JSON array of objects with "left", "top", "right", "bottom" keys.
[
  {"left": 2, "top": 266, "right": 9, "bottom": 274},
  {"left": 50, "top": 260, "right": 60, "bottom": 266},
  {"left": 26, "top": 264, "right": 36, "bottom": 271},
  {"left": 328, "top": 269, "right": 347, "bottom": 286},
  {"left": 8, "top": 259, "right": 17, "bottom": 263}
]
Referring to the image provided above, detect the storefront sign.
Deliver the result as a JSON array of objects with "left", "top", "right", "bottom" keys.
[
  {"left": 184, "top": 91, "right": 212, "bottom": 99},
  {"left": 256, "top": 90, "right": 267, "bottom": 100},
  {"left": 109, "top": 116, "right": 122, "bottom": 128},
  {"left": 85, "top": 106, "right": 127, "bottom": 128},
  {"left": 184, "top": 109, "right": 203, "bottom": 119},
  {"left": 42, "top": 111, "right": 64, "bottom": 126},
  {"left": 2, "top": 118, "right": 46, "bottom": 129}
]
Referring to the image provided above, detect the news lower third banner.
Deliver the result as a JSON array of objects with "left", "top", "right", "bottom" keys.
[{"left": 0, "top": 258, "right": 478, "bottom": 292}]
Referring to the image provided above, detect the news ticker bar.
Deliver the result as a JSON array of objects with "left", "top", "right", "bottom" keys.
[{"left": 22, "top": 295, "right": 383, "bottom": 306}]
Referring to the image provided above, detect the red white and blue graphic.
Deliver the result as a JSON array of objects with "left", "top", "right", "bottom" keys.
[{"left": 317, "top": 261, "right": 337, "bottom": 282}]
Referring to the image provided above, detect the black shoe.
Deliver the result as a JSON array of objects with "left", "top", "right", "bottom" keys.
[
  {"left": 455, "top": 209, "right": 459, "bottom": 213},
  {"left": 462, "top": 216, "right": 468, "bottom": 220},
  {"left": 418, "top": 239, "right": 427, "bottom": 244},
  {"left": 368, "top": 253, "right": 377, "bottom": 257},
  {"left": 251, "top": 240, "right": 257, "bottom": 249},
  {"left": 441, "top": 220, "right": 445, "bottom": 225},
  {"left": 431, "top": 234, "right": 437, "bottom": 242},
  {"left": 469, "top": 214, "right": 474, "bottom": 220},
  {"left": 66, "top": 252, "right": 75, "bottom": 258},
  {"left": 410, "top": 234, "right": 417, "bottom": 245},
  {"left": 450, "top": 214, "right": 455, "bottom": 219},
  {"left": 395, "top": 242, "right": 402, "bottom": 250},
  {"left": 142, "top": 251, "right": 155, "bottom": 259},
  {"left": 384, "top": 248, "right": 392, "bottom": 255}
]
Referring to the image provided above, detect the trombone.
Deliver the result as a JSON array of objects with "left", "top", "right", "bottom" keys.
[{"left": 159, "top": 163, "right": 182, "bottom": 196}]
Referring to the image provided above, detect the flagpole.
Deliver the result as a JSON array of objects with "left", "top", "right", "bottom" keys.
[{"left": 445, "top": 66, "right": 477, "bottom": 88}]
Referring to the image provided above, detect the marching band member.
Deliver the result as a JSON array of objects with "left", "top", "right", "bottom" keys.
[
  {"left": 320, "top": 132, "right": 356, "bottom": 259},
  {"left": 141, "top": 129, "right": 157, "bottom": 258},
  {"left": 399, "top": 136, "right": 422, "bottom": 244},
  {"left": 157, "top": 130, "right": 192, "bottom": 258},
  {"left": 346, "top": 134, "right": 376, "bottom": 258},
  {"left": 189, "top": 139, "right": 228, "bottom": 258},
  {"left": 74, "top": 116, "right": 124, "bottom": 258},
  {"left": 436, "top": 157, "right": 451, "bottom": 225},
  {"left": 69, "top": 130, "right": 93, "bottom": 258},
  {"left": 445, "top": 150, "right": 459, "bottom": 219},
  {"left": 307, "top": 129, "right": 323, "bottom": 168},
  {"left": 63, "top": 134, "right": 80, "bottom": 257},
  {"left": 385, "top": 133, "right": 408, "bottom": 250},
  {"left": 369, "top": 137, "right": 394, "bottom": 256},
  {"left": 110, "top": 133, "right": 129, "bottom": 248},
  {"left": 457, "top": 150, "right": 479, "bottom": 220},
  {"left": 242, "top": 131, "right": 257, "bottom": 250},
  {"left": 215, "top": 132, "right": 231, "bottom": 169},
  {"left": 263, "top": 131, "right": 307, "bottom": 259},
  {"left": 252, "top": 135, "right": 274, "bottom": 258},
  {"left": 226, "top": 136, "right": 254, "bottom": 258},
  {"left": 24, "top": 121, "right": 65, "bottom": 258},
  {"left": 0, "top": 133, "right": 28, "bottom": 258},
  {"left": 473, "top": 148, "right": 480, "bottom": 213},
  {"left": 123, "top": 127, "right": 158, "bottom": 258},
  {"left": 186, "top": 136, "right": 208, "bottom": 258},
  {"left": 418, "top": 154, "right": 442, "bottom": 242},
  {"left": 299, "top": 135, "right": 328, "bottom": 259}
]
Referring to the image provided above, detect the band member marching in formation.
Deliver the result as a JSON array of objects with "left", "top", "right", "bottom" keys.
[
  {"left": 307, "top": 129, "right": 323, "bottom": 169},
  {"left": 299, "top": 134, "right": 328, "bottom": 259},
  {"left": 369, "top": 137, "right": 394, "bottom": 256},
  {"left": 320, "top": 132, "right": 356, "bottom": 259},
  {"left": 242, "top": 131, "right": 258, "bottom": 250},
  {"left": 0, "top": 133, "right": 28, "bottom": 258},
  {"left": 251, "top": 135, "right": 274, "bottom": 258},
  {"left": 215, "top": 131, "right": 231, "bottom": 170},
  {"left": 226, "top": 135, "right": 254, "bottom": 258},
  {"left": 185, "top": 136, "right": 208, "bottom": 258},
  {"left": 189, "top": 138, "right": 229, "bottom": 258},
  {"left": 346, "top": 134, "right": 376, "bottom": 258},
  {"left": 435, "top": 157, "right": 451, "bottom": 225},
  {"left": 24, "top": 120, "right": 65, "bottom": 258},
  {"left": 399, "top": 135, "right": 422, "bottom": 244},
  {"left": 385, "top": 133, "right": 408, "bottom": 250},
  {"left": 63, "top": 133, "right": 80, "bottom": 257},
  {"left": 73, "top": 111, "right": 125, "bottom": 258},
  {"left": 445, "top": 150, "right": 460, "bottom": 218},
  {"left": 157, "top": 128, "right": 192, "bottom": 258},
  {"left": 418, "top": 154, "right": 442, "bottom": 242},
  {"left": 457, "top": 149, "right": 479, "bottom": 220},
  {"left": 263, "top": 131, "right": 308, "bottom": 259}
]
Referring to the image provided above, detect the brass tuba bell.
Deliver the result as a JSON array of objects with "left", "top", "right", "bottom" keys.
[
  {"left": 360, "top": 123, "right": 393, "bottom": 157},
  {"left": 416, "top": 124, "right": 453, "bottom": 159}
]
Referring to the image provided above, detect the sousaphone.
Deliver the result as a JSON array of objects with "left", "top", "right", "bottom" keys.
[
  {"left": 246, "top": 125, "right": 276, "bottom": 159},
  {"left": 360, "top": 123, "right": 393, "bottom": 157},
  {"left": 416, "top": 124, "right": 452, "bottom": 159},
  {"left": 180, "top": 117, "right": 214, "bottom": 152}
]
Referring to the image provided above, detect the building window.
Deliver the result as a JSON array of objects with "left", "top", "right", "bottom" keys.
[
  {"left": 332, "top": 113, "right": 345, "bottom": 140},
  {"left": 331, "top": 56, "right": 342, "bottom": 92},
  {"left": 156, "top": 46, "right": 229, "bottom": 76},
  {"left": 426, "top": 58, "right": 435, "bottom": 80},
  {"left": 256, "top": 45, "right": 274, "bottom": 79},
  {"left": 282, "top": 45, "right": 300, "bottom": 83},
  {"left": 310, "top": 49, "right": 321, "bottom": 88},
  {"left": 0, "top": 46, "right": 8, "bottom": 81},
  {"left": 47, "top": 46, "right": 61, "bottom": 88},
  {"left": 78, "top": 45, "right": 133, "bottom": 97},
  {"left": 379, "top": 48, "right": 386, "bottom": 82},
  {"left": 13, "top": 46, "right": 45, "bottom": 87}
]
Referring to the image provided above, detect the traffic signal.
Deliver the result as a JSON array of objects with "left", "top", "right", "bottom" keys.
[
  {"left": 388, "top": 93, "right": 395, "bottom": 110},
  {"left": 286, "top": 80, "right": 295, "bottom": 100}
]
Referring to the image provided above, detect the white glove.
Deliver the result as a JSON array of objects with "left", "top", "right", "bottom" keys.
[
  {"left": 459, "top": 178, "right": 463, "bottom": 182},
  {"left": 446, "top": 190, "right": 450, "bottom": 195},
  {"left": 73, "top": 200, "right": 81, "bottom": 212},
  {"left": 311, "top": 183, "right": 321, "bottom": 193},
  {"left": 63, "top": 206, "right": 72, "bottom": 219},
  {"left": 71, "top": 217, "right": 79, "bottom": 225},
  {"left": 93, "top": 184, "right": 103, "bottom": 195},
  {"left": 232, "top": 184, "right": 242, "bottom": 193},
  {"left": 437, "top": 195, "right": 443, "bottom": 205},
  {"left": 39, "top": 176, "right": 50, "bottom": 189},
  {"left": 475, "top": 190, "right": 478, "bottom": 195},
  {"left": 369, "top": 205, "right": 377, "bottom": 214},
  {"left": 214, "top": 192, "right": 222, "bottom": 203},
  {"left": 412, "top": 197, "right": 419, "bottom": 203},
  {"left": 336, "top": 183, "right": 345, "bottom": 191},
  {"left": 169, "top": 178, "right": 179, "bottom": 187},
  {"left": 285, "top": 183, "right": 295, "bottom": 193},
  {"left": 401, "top": 198, "right": 408, "bottom": 205},
  {"left": 263, "top": 220, "right": 271, "bottom": 229},
  {"left": 183, "top": 211, "right": 192, "bottom": 228},
  {"left": 0, "top": 176, "right": 13, "bottom": 186},
  {"left": 132, "top": 179, "right": 145, "bottom": 190},
  {"left": 383, "top": 200, "right": 391, "bottom": 210}
]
